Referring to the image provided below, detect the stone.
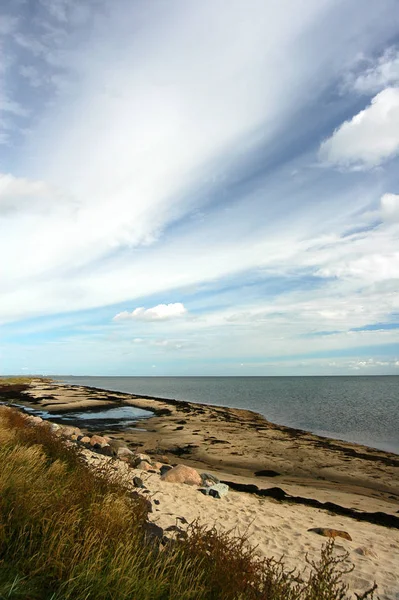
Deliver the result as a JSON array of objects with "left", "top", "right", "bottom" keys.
[
  {"left": 159, "top": 455, "right": 170, "bottom": 464},
  {"left": 29, "top": 416, "right": 43, "bottom": 425},
  {"left": 98, "top": 444, "right": 114, "bottom": 457},
  {"left": 201, "top": 483, "right": 229, "bottom": 499},
  {"left": 355, "top": 546, "right": 377, "bottom": 558},
  {"left": 161, "top": 464, "right": 202, "bottom": 486},
  {"left": 160, "top": 465, "right": 173, "bottom": 476},
  {"left": 60, "top": 426, "right": 82, "bottom": 438},
  {"left": 153, "top": 462, "right": 163, "bottom": 471},
  {"left": 49, "top": 422, "right": 61, "bottom": 432},
  {"left": 136, "top": 460, "right": 153, "bottom": 471},
  {"left": 70, "top": 434, "right": 79, "bottom": 441},
  {"left": 143, "top": 521, "right": 164, "bottom": 542},
  {"left": 129, "top": 453, "right": 153, "bottom": 468},
  {"left": 90, "top": 435, "right": 108, "bottom": 448},
  {"left": 117, "top": 447, "right": 134, "bottom": 458},
  {"left": 200, "top": 472, "right": 220, "bottom": 487},
  {"left": 133, "top": 476, "right": 145, "bottom": 488},
  {"left": 308, "top": 528, "right": 352, "bottom": 541},
  {"left": 80, "top": 436, "right": 91, "bottom": 444}
]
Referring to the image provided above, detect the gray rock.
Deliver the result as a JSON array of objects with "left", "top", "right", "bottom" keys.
[
  {"left": 160, "top": 465, "right": 173, "bottom": 476},
  {"left": 200, "top": 472, "right": 220, "bottom": 486},
  {"left": 133, "top": 476, "right": 145, "bottom": 488},
  {"left": 201, "top": 483, "right": 229, "bottom": 499}
]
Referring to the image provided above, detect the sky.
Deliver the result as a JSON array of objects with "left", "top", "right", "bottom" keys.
[{"left": 0, "top": 0, "right": 399, "bottom": 376}]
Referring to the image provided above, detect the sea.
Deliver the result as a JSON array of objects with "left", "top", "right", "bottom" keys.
[{"left": 57, "top": 376, "right": 399, "bottom": 455}]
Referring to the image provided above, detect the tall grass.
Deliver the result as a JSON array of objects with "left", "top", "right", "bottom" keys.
[{"left": 0, "top": 407, "right": 375, "bottom": 599}]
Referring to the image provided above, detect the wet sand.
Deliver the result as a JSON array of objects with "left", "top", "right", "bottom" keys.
[{"left": 14, "top": 379, "right": 398, "bottom": 514}]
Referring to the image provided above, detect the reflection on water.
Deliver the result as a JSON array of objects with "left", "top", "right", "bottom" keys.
[
  {"left": 1, "top": 401, "right": 152, "bottom": 429},
  {"left": 59, "top": 405, "right": 152, "bottom": 425}
]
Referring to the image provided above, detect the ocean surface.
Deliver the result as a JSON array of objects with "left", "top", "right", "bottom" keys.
[{"left": 58, "top": 376, "right": 399, "bottom": 454}]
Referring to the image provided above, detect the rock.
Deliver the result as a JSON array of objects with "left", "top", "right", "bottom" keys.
[
  {"left": 60, "top": 426, "right": 82, "bottom": 438},
  {"left": 200, "top": 472, "right": 220, "bottom": 487},
  {"left": 70, "top": 434, "right": 79, "bottom": 441},
  {"left": 117, "top": 447, "right": 134, "bottom": 459},
  {"left": 136, "top": 460, "right": 153, "bottom": 471},
  {"left": 29, "top": 416, "right": 43, "bottom": 425},
  {"left": 161, "top": 464, "right": 202, "bottom": 486},
  {"left": 80, "top": 436, "right": 91, "bottom": 444},
  {"left": 98, "top": 444, "right": 114, "bottom": 457},
  {"left": 153, "top": 462, "right": 163, "bottom": 471},
  {"left": 308, "top": 528, "right": 352, "bottom": 541},
  {"left": 143, "top": 521, "right": 164, "bottom": 542},
  {"left": 132, "top": 476, "right": 145, "bottom": 488},
  {"left": 160, "top": 465, "right": 173, "bottom": 476},
  {"left": 154, "top": 499, "right": 160, "bottom": 505},
  {"left": 90, "top": 435, "right": 108, "bottom": 448},
  {"left": 129, "top": 453, "right": 152, "bottom": 467},
  {"left": 355, "top": 546, "right": 377, "bottom": 558},
  {"left": 49, "top": 422, "right": 61, "bottom": 432},
  {"left": 201, "top": 483, "right": 229, "bottom": 499},
  {"left": 159, "top": 455, "right": 170, "bottom": 464}
]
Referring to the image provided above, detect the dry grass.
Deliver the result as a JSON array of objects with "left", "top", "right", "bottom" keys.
[{"left": 0, "top": 406, "right": 377, "bottom": 600}]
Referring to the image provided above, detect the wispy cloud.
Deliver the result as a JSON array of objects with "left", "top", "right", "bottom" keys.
[{"left": 1, "top": 0, "right": 399, "bottom": 374}]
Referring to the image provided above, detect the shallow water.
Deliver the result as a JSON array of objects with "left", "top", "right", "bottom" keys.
[
  {"left": 58, "top": 376, "right": 399, "bottom": 454},
  {"left": 1, "top": 401, "right": 152, "bottom": 430}
]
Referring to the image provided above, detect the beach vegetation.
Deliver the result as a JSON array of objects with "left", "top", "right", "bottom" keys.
[{"left": 0, "top": 406, "right": 377, "bottom": 600}]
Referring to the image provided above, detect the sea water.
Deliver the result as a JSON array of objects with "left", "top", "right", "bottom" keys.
[{"left": 58, "top": 376, "right": 399, "bottom": 454}]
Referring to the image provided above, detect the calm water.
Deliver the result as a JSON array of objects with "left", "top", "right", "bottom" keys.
[{"left": 58, "top": 376, "right": 399, "bottom": 454}]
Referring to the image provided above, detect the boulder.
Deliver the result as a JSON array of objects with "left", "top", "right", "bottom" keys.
[
  {"left": 29, "top": 416, "right": 43, "bottom": 425},
  {"left": 308, "top": 528, "right": 352, "bottom": 541},
  {"left": 133, "top": 476, "right": 145, "bottom": 488},
  {"left": 80, "top": 436, "right": 91, "bottom": 444},
  {"left": 200, "top": 472, "right": 220, "bottom": 487},
  {"left": 201, "top": 483, "right": 229, "bottom": 499},
  {"left": 98, "top": 444, "right": 114, "bottom": 457},
  {"left": 152, "top": 462, "right": 163, "bottom": 471},
  {"left": 160, "top": 465, "right": 173, "bottom": 476},
  {"left": 89, "top": 435, "right": 108, "bottom": 448},
  {"left": 161, "top": 464, "right": 202, "bottom": 486},
  {"left": 136, "top": 460, "right": 153, "bottom": 472},
  {"left": 117, "top": 447, "right": 134, "bottom": 459},
  {"left": 49, "top": 422, "right": 61, "bottom": 432},
  {"left": 60, "top": 426, "right": 82, "bottom": 438},
  {"left": 129, "top": 453, "right": 152, "bottom": 468}
]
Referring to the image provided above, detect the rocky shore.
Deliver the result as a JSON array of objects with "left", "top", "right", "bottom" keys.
[{"left": 1, "top": 378, "right": 399, "bottom": 599}]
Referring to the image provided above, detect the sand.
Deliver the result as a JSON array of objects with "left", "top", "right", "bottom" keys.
[{"left": 12, "top": 379, "right": 399, "bottom": 599}]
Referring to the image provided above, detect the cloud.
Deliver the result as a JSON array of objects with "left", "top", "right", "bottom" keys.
[
  {"left": 114, "top": 303, "right": 187, "bottom": 322},
  {"left": 319, "top": 87, "right": 399, "bottom": 169},
  {"left": 380, "top": 193, "right": 399, "bottom": 222},
  {"left": 0, "top": 172, "right": 74, "bottom": 215},
  {"left": 349, "top": 47, "right": 399, "bottom": 93}
]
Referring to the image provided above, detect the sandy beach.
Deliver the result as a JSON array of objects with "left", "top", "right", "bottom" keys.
[{"left": 6, "top": 378, "right": 399, "bottom": 599}]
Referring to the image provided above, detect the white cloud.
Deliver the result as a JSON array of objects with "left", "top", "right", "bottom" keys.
[
  {"left": 319, "top": 87, "right": 399, "bottom": 168},
  {"left": 351, "top": 47, "right": 399, "bottom": 93},
  {"left": 0, "top": 172, "right": 74, "bottom": 215},
  {"left": 380, "top": 193, "right": 399, "bottom": 222},
  {"left": 114, "top": 303, "right": 187, "bottom": 322}
]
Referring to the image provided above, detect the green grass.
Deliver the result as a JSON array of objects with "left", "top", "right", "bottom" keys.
[{"left": 0, "top": 406, "right": 377, "bottom": 600}]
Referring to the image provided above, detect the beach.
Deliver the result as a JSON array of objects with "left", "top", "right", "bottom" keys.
[{"left": 6, "top": 378, "right": 399, "bottom": 599}]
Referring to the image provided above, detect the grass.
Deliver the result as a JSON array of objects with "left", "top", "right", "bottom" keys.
[{"left": 0, "top": 406, "right": 378, "bottom": 600}]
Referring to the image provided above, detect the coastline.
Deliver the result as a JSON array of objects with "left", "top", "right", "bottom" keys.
[
  {"left": 12, "top": 378, "right": 399, "bottom": 508},
  {"left": 2, "top": 377, "right": 399, "bottom": 599}
]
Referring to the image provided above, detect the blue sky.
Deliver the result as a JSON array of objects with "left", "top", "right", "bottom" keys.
[{"left": 1, "top": 0, "right": 399, "bottom": 376}]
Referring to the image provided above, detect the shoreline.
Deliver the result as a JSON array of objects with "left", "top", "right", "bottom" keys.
[
  {"left": 8, "top": 379, "right": 399, "bottom": 506},
  {"left": 2, "top": 378, "right": 399, "bottom": 599}
]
